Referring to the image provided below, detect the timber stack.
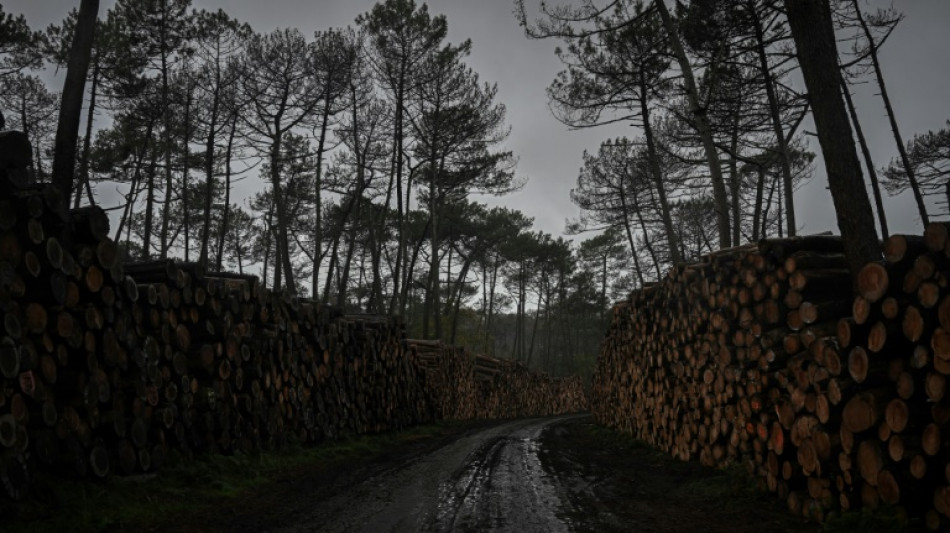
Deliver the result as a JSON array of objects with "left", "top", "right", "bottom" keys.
[
  {"left": 0, "top": 137, "right": 586, "bottom": 501},
  {"left": 407, "top": 340, "right": 587, "bottom": 421},
  {"left": 593, "top": 228, "right": 950, "bottom": 530}
]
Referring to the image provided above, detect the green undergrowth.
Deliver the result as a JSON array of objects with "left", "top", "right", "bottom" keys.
[
  {"left": 1, "top": 421, "right": 475, "bottom": 533},
  {"left": 821, "top": 507, "right": 909, "bottom": 533}
]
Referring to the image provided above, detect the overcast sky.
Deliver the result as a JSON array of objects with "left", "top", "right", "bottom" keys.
[{"left": 7, "top": 0, "right": 950, "bottom": 242}]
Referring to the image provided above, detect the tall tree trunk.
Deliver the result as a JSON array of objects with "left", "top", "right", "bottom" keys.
[
  {"left": 117, "top": 120, "right": 154, "bottom": 242},
  {"left": 486, "top": 259, "right": 498, "bottom": 356},
  {"left": 182, "top": 84, "right": 193, "bottom": 262},
  {"left": 20, "top": 99, "right": 33, "bottom": 169},
  {"left": 728, "top": 113, "right": 742, "bottom": 246},
  {"left": 751, "top": 3, "right": 797, "bottom": 237},
  {"left": 330, "top": 196, "right": 365, "bottom": 307},
  {"left": 525, "top": 285, "right": 543, "bottom": 369},
  {"left": 270, "top": 132, "right": 296, "bottom": 293},
  {"left": 752, "top": 166, "right": 765, "bottom": 241},
  {"left": 356, "top": 246, "right": 368, "bottom": 310},
  {"left": 367, "top": 204, "right": 385, "bottom": 314},
  {"left": 442, "top": 239, "right": 453, "bottom": 319},
  {"left": 159, "top": 6, "right": 173, "bottom": 260},
  {"left": 143, "top": 151, "right": 159, "bottom": 259},
  {"left": 215, "top": 114, "right": 237, "bottom": 271},
  {"left": 654, "top": 0, "right": 730, "bottom": 248},
  {"left": 272, "top": 228, "right": 282, "bottom": 290},
  {"left": 401, "top": 163, "right": 416, "bottom": 315},
  {"left": 312, "top": 94, "right": 333, "bottom": 299},
  {"left": 519, "top": 263, "right": 527, "bottom": 360},
  {"left": 261, "top": 207, "right": 273, "bottom": 289},
  {"left": 785, "top": 0, "right": 880, "bottom": 279},
  {"left": 323, "top": 222, "right": 342, "bottom": 303},
  {"left": 762, "top": 171, "right": 778, "bottom": 237},
  {"left": 52, "top": 0, "right": 98, "bottom": 209},
  {"left": 336, "top": 226, "right": 358, "bottom": 308},
  {"left": 427, "top": 174, "right": 441, "bottom": 339},
  {"left": 476, "top": 262, "right": 488, "bottom": 350},
  {"left": 840, "top": 74, "right": 889, "bottom": 239},
  {"left": 115, "top": 175, "right": 140, "bottom": 242},
  {"left": 200, "top": 61, "right": 222, "bottom": 267},
  {"left": 617, "top": 182, "right": 647, "bottom": 286},
  {"left": 640, "top": 79, "right": 681, "bottom": 261},
  {"left": 76, "top": 58, "right": 99, "bottom": 209},
  {"left": 449, "top": 255, "right": 473, "bottom": 344},
  {"left": 852, "top": 0, "right": 927, "bottom": 225},
  {"left": 389, "top": 72, "right": 407, "bottom": 314},
  {"left": 777, "top": 173, "right": 784, "bottom": 238},
  {"left": 633, "top": 188, "right": 662, "bottom": 279}
]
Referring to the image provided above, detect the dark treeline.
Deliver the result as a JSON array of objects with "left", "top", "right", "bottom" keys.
[{"left": 1, "top": 0, "right": 948, "bottom": 378}]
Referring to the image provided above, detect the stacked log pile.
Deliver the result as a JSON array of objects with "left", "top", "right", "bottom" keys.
[
  {"left": 410, "top": 339, "right": 476, "bottom": 420},
  {"left": 593, "top": 229, "right": 950, "bottom": 530},
  {"left": 0, "top": 185, "right": 432, "bottom": 494},
  {"left": 0, "top": 151, "right": 587, "bottom": 500},
  {"left": 408, "top": 340, "right": 587, "bottom": 421}
]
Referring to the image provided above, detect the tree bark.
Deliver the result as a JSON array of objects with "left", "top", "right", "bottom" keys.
[
  {"left": 426, "top": 155, "right": 446, "bottom": 339},
  {"left": 640, "top": 76, "right": 681, "bottom": 262},
  {"left": 840, "top": 74, "right": 889, "bottom": 239},
  {"left": 76, "top": 59, "right": 99, "bottom": 209},
  {"left": 312, "top": 94, "right": 333, "bottom": 300},
  {"left": 116, "top": 120, "right": 154, "bottom": 242},
  {"left": 335, "top": 224, "right": 358, "bottom": 307},
  {"left": 784, "top": 0, "right": 880, "bottom": 280},
  {"left": 270, "top": 131, "right": 296, "bottom": 293},
  {"left": 389, "top": 70, "right": 407, "bottom": 315},
  {"left": 449, "top": 253, "right": 473, "bottom": 344},
  {"left": 159, "top": 5, "right": 173, "bottom": 260},
  {"left": 852, "top": 0, "right": 927, "bottom": 225},
  {"left": 215, "top": 113, "right": 237, "bottom": 271},
  {"left": 752, "top": 166, "right": 765, "bottom": 241},
  {"left": 654, "top": 0, "right": 731, "bottom": 249},
  {"left": 182, "top": 82, "right": 193, "bottom": 262},
  {"left": 52, "top": 0, "right": 98, "bottom": 210},
  {"left": 485, "top": 258, "right": 498, "bottom": 356},
  {"left": 751, "top": 3, "right": 797, "bottom": 237},
  {"left": 618, "top": 187, "right": 646, "bottom": 287},
  {"left": 200, "top": 57, "right": 222, "bottom": 267},
  {"left": 728, "top": 111, "right": 741, "bottom": 246},
  {"left": 323, "top": 226, "right": 341, "bottom": 302},
  {"left": 143, "top": 149, "right": 159, "bottom": 258}
]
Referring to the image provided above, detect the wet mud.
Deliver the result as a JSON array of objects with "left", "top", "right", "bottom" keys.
[{"left": 280, "top": 415, "right": 582, "bottom": 532}]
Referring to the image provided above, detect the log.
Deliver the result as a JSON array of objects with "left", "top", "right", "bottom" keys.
[
  {"left": 924, "top": 222, "right": 950, "bottom": 253},
  {"left": 884, "top": 234, "right": 926, "bottom": 263},
  {"left": 856, "top": 262, "right": 889, "bottom": 303}
]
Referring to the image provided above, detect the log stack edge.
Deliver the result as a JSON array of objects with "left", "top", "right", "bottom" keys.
[{"left": 593, "top": 228, "right": 950, "bottom": 529}]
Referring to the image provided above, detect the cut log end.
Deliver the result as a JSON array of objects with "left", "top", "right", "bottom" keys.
[{"left": 857, "top": 262, "right": 889, "bottom": 303}]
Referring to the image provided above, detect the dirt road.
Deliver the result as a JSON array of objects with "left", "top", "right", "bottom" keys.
[
  {"left": 266, "top": 414, "right": 813, "bottom": 532},
  {"left": 141, "top": 414, "right": 816, "bottom": 532},
  {"left": 280, "top": 415, "right": 581, "bottom": 532}
]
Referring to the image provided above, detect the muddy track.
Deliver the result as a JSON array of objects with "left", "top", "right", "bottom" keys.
[{"left": 279, "top": 414, "right": 583, "bottom": 532}]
